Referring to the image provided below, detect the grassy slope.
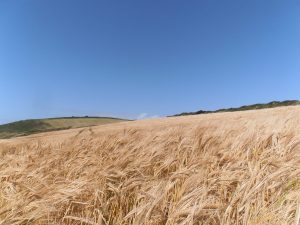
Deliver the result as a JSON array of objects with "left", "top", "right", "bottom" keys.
[
  {"left": 1, "top": 106, "right": 300, "bottom": 224},
  {"left": 173, "top": 100, "right": 300, "bottom": 116},
  {"left": 0, "top": 117, "right": 127, "bottom": 139}
]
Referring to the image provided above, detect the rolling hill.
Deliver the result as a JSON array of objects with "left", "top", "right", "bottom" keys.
[
  {"left": 1, "top": 106, "right": 300, "bottom": 224},
  {"left": 172, "top": 100, "right": 300, "bottom": 116},
  {"left": 0, "top": 117, "right": 128, "bottom": 139}
]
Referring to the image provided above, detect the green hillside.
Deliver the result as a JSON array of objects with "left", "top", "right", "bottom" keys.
[
  {"left": 0, "top": 117, "right": 128, "bottom": 139},
  {"left": 173, "top": 100, "right": 300, "bottom": 117}
]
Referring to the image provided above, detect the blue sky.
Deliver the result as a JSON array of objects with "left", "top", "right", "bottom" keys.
[{"left": 1, "top": 0, "right": 300, "bottom": 123}]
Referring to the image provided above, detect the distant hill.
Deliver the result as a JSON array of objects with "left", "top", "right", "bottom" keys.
[
  {"left": 0, "top": 117, "right": 128, "bottom": 139},
  {"left": 172, "top": 100, "right": 300, "bottom": 117}
]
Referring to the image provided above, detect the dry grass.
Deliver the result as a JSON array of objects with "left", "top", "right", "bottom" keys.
[{"left": 1, "top": 106, "right": 300, "bottom": 225}]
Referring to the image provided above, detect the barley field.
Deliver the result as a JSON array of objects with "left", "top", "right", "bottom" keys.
[{"left": 1, "top": 106, "right": 300, "bottom": 225}]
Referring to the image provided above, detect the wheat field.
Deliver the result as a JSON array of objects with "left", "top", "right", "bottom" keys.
[{"left": 1, "top": 106, "right": 300, "bottom": 225}]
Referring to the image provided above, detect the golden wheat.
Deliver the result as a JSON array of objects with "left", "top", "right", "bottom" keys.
[{"left": 1, "top": 106, "right": 300, "bottom": 225}]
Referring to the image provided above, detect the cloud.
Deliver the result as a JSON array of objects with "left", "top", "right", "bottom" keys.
[
  {"left": 137, "top": 113, "right": 148, "bottom": 120},
  {"left": 149, "top": 115, "right": 160, "bottom": 119},
  {"left": 136, "top": 113, "right": 161, "bottom": 120}
]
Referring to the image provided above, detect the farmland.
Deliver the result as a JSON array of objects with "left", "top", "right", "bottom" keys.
[
  {"left": 0, "top": 117, "right": 127, "bottom": 139},
  {"left": 1, "top": 106, "right": 300, "bottom": 224}
]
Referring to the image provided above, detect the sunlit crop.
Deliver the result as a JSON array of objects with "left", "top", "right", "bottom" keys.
[{"left": 1, "top": 106, "right": 300, "bottom": 225}]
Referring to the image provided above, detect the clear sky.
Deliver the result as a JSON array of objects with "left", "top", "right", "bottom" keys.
[{"left": 1, "top": 0, "right": 300, "bottom": 124}]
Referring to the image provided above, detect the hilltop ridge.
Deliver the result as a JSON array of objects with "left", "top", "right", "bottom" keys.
[
  {"left": 0, "top": 116, "right": 128, "bottom": 139},
  {"left": 172, "top": 100, "right": 300, "bottom": 116}
]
